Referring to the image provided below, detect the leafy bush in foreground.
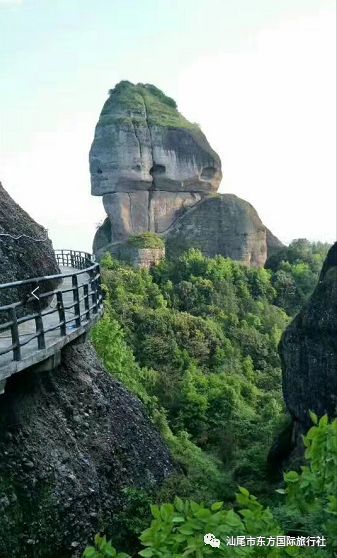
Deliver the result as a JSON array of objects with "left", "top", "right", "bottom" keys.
[{"left": 84, "top": 417, "right": 337, "bottom": 557}]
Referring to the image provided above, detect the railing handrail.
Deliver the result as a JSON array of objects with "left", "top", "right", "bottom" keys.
[
  {"left": 0, "top": 250, "right": 96, "bottom": 291},
  {"left": 0, "top": 264, "right": 98, "bottom": 290},
  {"left": 0, "top": 250, "right": 103, "bottom": 373}
]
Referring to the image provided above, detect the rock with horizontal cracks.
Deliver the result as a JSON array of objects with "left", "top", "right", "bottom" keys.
[{"left": 90, "top": 81, "right": 282, "bottom": 266}]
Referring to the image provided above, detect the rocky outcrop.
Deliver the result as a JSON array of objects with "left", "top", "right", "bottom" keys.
[
  {"left": 90, "top": 81, "right": 221, "bottom": 254},
  {"left": 265, "top": 227, "right": 284, "bottom": 258},
  {"left": 280, "top": 242, "right": 337, "bottom": 432},
  {"left": 0, "top": 341, "right": 175, "bottom": 558},
  {"left": 91, "top": 81, "right": 282, "bottom": 266},
  {"left": 90, "top": 81, "right": 221, "bottom": 198},
  {"left": 0, "top": 182, "right": 60, "bottom": 309},
  {"left": 165, "top": 194, "right": 267, "bottom": 266},
  {"left": 108, "top": 244, "right": 165, "bottom": 269}
]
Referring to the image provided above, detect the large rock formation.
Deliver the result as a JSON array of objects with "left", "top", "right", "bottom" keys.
[
  {"left": 0, "top": 341, "right": 175, "bottom": 558},
  {"left": 0, "top": 182, "right": 60, "bottom": 309},
  {"left": 267, "top": 243, "right": 337, "bottom": 474},
  {"left": 165, "top": 194, "right": 267, "bottom": 265},
  {"left": 280, "top": 242, "right": 337, "bottom": 433},
  {"left": 90, "top": 81, "right": 221, "bottom": 198},
  {"left": 90, "top": 81, "right": 282, "bottom": 266}
]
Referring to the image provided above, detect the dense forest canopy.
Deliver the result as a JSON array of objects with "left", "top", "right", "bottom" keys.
[{"left": 90, "top": 239, "right": 333, "bottom": 555}]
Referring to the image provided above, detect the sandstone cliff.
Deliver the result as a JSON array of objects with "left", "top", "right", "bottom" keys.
[
  {"left": 90, "top": 82, "right": 282, "bottom": 266},
  {"left": 0, "top": 182, "right": 60, "bottom": 309},
  {"left": 165, "top": 194, "right": 267, "bottom": 266},
  {"left": 279, "top": 243, "right": 337, "bottom": 441},
  {"left": 90, "top": 81, "right": 222, "bottom": 198},
  {"left": 0, "top": 341, "right": 175, "bottom": 558}
]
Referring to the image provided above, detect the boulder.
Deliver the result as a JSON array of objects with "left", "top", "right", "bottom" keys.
[
  {"left": 165, "top": 194, "right": 267, "bottom": 267},
  {"left": 0, "top": 341, "right": 175, "bottom": 558}
]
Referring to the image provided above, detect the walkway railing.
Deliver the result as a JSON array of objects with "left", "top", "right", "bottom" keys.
[
  {"left": 0, "top": 250, "right": 103, "bottom": 369},
  {"left": 54, "top": 249, "right": 94, "bottom": 269}
]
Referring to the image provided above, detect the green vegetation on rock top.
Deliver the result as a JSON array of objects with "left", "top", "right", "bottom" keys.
[
  {"left": 126, "top": 232, "right": 165, "bottom": 249},
  {"left": 101, "top": 80, "right": 200, "bottom": 130}
]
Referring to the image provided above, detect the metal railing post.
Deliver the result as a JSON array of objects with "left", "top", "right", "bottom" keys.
[
  {"left": 90, "top": 270, "right": 98, "bottom": 314},
  {"left": 83, "top": 283, "right": 90, "bottom": 321},
  {"left": 56, "top": 291, "right": 66, "bottom": 336},
  {"left": 72, "top": 274, "right": 81, "bottom": 328},
  {"left": 10, "top": 307, "right": 21, "bottom": 361},
  {"left": 97, "top": 266, "right": 103, "bottom": 305},
  {"left": 35, "top": 297, "right": 46, "bottom": 350}
]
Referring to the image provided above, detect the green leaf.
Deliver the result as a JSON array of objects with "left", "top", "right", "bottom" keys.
[
  {"left": 284, "top": 471, "right": 299, "bottom": 483},
  {"left": 172, "top": 516, "right": 185, "bottom": 523},
  {"left": 309, "top": 410, "right": 318, "bottom": 424},
  {"left": 211, "top": 501, "right": 223, "bottom": 511},
  {"left": 226, "top": 509, "right": 241, "bottom": 526},
  {"left": 319, "top": 414, "right": 328, "bottom": 426},
  {"left": 150, "top": 505, "right": 161, "bottom": 519},
  {"left": 190, "top": 501, "right": 200, "bottom": 514},
  {"left": 139, "top": 549, "right": 153, "bottom": 557},
  {"left": 174, "top": 497, "right": 184, "bottom": 512},
  {"left": 179, "top": 526, "right": 194, "bottom": 535}
]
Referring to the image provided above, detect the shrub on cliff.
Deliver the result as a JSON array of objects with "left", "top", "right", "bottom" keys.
[{"left": 126, "top": 233, "right": 165, "bottom": 250}]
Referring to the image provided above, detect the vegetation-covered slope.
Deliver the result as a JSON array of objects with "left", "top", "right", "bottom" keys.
[
  {"left": 89, "top": 239, "right": 334, "bottom": 556},
  {"left": 93, "top": 240, "right": 329, "bottom": 502}
]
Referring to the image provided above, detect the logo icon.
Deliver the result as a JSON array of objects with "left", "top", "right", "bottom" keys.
[{"left": 204, "top": 533, "right": 221, "bottom": 548}]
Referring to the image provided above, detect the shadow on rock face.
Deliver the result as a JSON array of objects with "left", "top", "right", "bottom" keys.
[
  {"left": 268, "top": 243, "right": 337, "bottom": 475},
  {"left": 0, "top": 341, "right": 176, "bottom": 558}
]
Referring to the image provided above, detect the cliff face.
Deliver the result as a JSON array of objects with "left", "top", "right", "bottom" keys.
[
  {"left": 0, "top": 341, "right": 175, "bottom": 558},
  {"left": 280, "top": 242, "right": 337, "bottom": 431},
  {"left": 90, "top": 81, "right": 222, "bottom": 198},
  {"left": 90, "top": 81, "right": 221, "bottom": 257},
  {"left": 90, "top": 81, "right": 282, "bottom": 266},
  {"left": 0, "top": 182, "right": 60, "bottom": 308}
]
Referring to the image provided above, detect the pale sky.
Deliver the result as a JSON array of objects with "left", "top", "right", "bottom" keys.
[{"left": 0, "top": 0, "right": 336, "bottom": 252}]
